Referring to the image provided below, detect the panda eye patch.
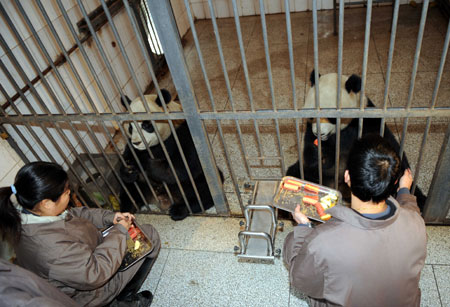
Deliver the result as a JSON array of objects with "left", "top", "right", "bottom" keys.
[
  {"left": 141, "top": 121, "right": 154, "bottom": 133},
  {"left": 327, "top": 118, "right": 337, "bottom": 124},
  {"left": 128, "top": 124, "right": 133, "bottom": 135}
]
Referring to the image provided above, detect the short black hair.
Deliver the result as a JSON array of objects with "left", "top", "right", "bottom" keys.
[{"left": 347, "top": 134, "right": 401, "bottom": 203}]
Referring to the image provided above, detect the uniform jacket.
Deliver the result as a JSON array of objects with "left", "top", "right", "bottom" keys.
[
  {"left": 15, "top": 206, "right": 160, "bottom": 307},
  {"left": 0, "top": 258, "right": 79, "bottom": 307},
  {"left": 283, "top": 193, "right": 427, "bottom": 307}
]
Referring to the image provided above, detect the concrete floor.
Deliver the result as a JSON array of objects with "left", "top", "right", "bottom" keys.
[{"left": 136, "top": 213, "right": 450, "bottom": 307}]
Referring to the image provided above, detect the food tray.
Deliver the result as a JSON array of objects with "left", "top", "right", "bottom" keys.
[
  {"left": 102, "top": 221, "right": 153, "bottom": 271},
  {"left": 272, "top": 176, "right": 341, "bottom": 222}
]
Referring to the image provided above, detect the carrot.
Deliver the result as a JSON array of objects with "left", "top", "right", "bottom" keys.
[
  {"left": 304, "top": 184, "right": 320, "bottom": 193},
  {"left": 283, "top": 183, "right": 300, "bottom": 191},
  {"left": 303, "top": 196, "right": 318, "bottom": 205}
]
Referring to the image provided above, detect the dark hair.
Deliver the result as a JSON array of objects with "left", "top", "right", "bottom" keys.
[
  {"left": 347, "top": 134, "right": 401, "bottom": 203},
  {"left": 0, "top": 162, "right": 68, "bottom": 244}
]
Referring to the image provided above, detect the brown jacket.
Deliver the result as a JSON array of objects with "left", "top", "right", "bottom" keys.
[
  {"left": 0, "top": 258, "right": 79, "bottom": 307},
  {"left": 283, "top": 194, "right": 427, "bottom": 307},
  {"left": 15, "top": 207, "right": 160, "bottom": 307}
]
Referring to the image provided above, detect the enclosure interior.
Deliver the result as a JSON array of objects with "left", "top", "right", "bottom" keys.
[{"left": 1, "top": 0, "right": 449, "bottom": 221}]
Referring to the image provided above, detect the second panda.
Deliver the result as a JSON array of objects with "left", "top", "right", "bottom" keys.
[
  {"left": 119, "top": 89, "right": 224, "bottom": 220},
  {"left": 286, "top": 71, "right": 427, "bottom": 211}
]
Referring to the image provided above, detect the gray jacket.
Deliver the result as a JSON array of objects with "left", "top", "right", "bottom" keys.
[
  {"left": 15, "top": 207, "right": 160, "bottom": 307},
  {"left": 283, "top": 193, "right": 427, "bottom": 307},
  {"left": 0, "top": 258, "right": 79, "bottom": 307}
]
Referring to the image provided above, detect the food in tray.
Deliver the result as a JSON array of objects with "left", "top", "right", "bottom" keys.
[
  {"left": 272, "top": 176, "right": 341, "bottom": 222},
  {"left": 120, "top": 222, "right": 152, "bottom": 271},
  {"left": 102, "top": 221, "right": 153, "bottom": 271}
]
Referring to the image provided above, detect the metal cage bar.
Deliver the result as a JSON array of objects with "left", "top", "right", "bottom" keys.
[{"left": 146, "top": 0, "right": 228, "bottom": 215}]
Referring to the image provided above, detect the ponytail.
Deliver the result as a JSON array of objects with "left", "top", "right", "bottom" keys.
[
  {"left": 0, "top": 162, "right": 68, "bottom": 245},
  {"left": 0, "top": 186, "right": 21, "bottom": 244}
]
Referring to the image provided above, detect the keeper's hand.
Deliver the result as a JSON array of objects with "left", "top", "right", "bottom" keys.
[{"left": 293, "top": 204, "right": 311, "bottom": 225}]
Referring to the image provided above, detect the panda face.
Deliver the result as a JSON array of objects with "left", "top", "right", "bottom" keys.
[
  {"left": 124, "top": 94, "right": 182, "bottom": 150},
  {"left": 304, "top": 72, "right": 365, "bottom": 140}
]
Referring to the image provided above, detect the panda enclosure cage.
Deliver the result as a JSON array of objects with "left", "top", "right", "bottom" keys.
[{"left": 1, "top": 0, "right": 450, "bottom": 224}]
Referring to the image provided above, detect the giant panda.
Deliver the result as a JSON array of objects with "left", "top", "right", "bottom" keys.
[
  {"left": 119, "top": 89, "right": 224, "bottom": 220},
  {"left": 286, "top": 70, "right": 427, "bottom": 211}
]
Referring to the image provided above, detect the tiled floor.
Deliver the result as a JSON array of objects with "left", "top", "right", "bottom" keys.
[{"left": 136, "top": 214, "right": 450, "bottom": 307}]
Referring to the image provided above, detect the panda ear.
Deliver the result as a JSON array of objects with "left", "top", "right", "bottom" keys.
[
  {"left": 345, "top": 74, "right": 361, "bottom": 94},
  {"left": 155, "top": 89, "right": 172, "bottom": 107},
  {"left": 121, "top": 95, "right": 132, "bottom": 110},
  {"left": 309, "top": 70, "right": 321, "bottom": 87}
]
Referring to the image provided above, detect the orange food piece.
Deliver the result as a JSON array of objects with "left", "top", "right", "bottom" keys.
[
  {"left": 285, "top": 179, "right": 302, "bottom": 187},
  {"left": 304, "top": 184, "right": 320, "bottom": 193},
  {"left": 283, "top": 182, "right": 300, "bottom": 191},
  {"left": 320, "top": 214, "right": 332, "bottom": 221},
  {"left": 303, "top": 197, "right": 318, "bottom": 205}
]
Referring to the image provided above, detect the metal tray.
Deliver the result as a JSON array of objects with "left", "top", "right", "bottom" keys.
[
  {"left": 272, "top": 176, "right": 342, "bottom": 222},
  {"left": 102, "top": 221, "right": 153, "bottom": 271}
]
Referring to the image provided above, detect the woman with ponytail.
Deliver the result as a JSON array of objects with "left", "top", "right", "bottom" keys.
[{"left": 0, "top": 162, "right": 160, "bottom": 307}]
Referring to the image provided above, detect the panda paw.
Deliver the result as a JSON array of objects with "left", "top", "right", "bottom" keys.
[
  {"left": 169, "top": 203, "right": 189, "bottom": 221},
  {"left": 121, "top": 165, "right": 139, "bottom": 183}
]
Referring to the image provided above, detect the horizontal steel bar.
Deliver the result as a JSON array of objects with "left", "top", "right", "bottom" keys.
[{"left": 2, "top": 107, "right": 449, "bottom": 123}]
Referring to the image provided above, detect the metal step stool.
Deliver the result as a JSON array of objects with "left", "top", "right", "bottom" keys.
[{"left": 235, "top": 181, "right": 284, "bottom": 260}]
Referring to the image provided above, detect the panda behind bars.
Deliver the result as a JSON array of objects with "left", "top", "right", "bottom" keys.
[
  {"left": 119, "top": 89, "right": 224, "bottom": 221},
  {"left": 286, "top": 70, "right": 427, "bottom": 211}
]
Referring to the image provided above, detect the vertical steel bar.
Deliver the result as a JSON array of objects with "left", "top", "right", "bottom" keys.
[
  {"left": 182, "top": 0, "right": 242, "bottom": 210},
  {"left": 230, "top": 0, "right": 264, "bottom": 174},
  {"left": 258, "top": 0, "right": 285, "bottom": 174},
  {"left": 285, "top": 0, "right": 303, "bottom": 180},
  {"left": 0, "top": 86, "right": 41, "bottom": 161},
  {"left": 75, "top": 0, "right": 175, "bottom": 209},
  {"left": 99, "top": 120, "right": 148, "bottom": 211},
  {"left": 358, "top": 0, "right": 372, "bottom": 139},
  {"left": 35, "top": 0, "right": 100, "bottom": 114},
  {"left": 312, "top": 0, "right": 323, "bottom": 184},
  {"left": 334, "top": 0, "right": 345, "bottom": 190},
  {"left": 183, "top": 0, "right": 217, "bottom": 112},
  {"left": 146, "top": 0, "right": 228, "bottom": 214},
  {"left": 411, "top": 19, "right": 450, "bottom": 194},
  {"left": 7, "top": 1, "right": 66, "bottom": 115},
  {"left": 423, "top": 124, "right": 450, "bottom": 223},
  {"left": 399, "top": 0, "right": 429, "bottom": 161},
  {"left": 17, "top": 0, "right": 122, "bottom": 208},
  {"left": 2, "top": 30, "right": 113, "bottom": 209},
  {"left": 380, "top": 0, "right": 400, "bottom": 137},
  {"left": 285, "top": 0, "right": 296, "bottom": 111},
  {"left": 0, "top": 61, "right": 94, "bottom": 204},
  {"left": 121, "top": 0, "right": 203, "bottom": 212},
  {"left": 52, "top": 0, "right": 117, "bottom": 114}
]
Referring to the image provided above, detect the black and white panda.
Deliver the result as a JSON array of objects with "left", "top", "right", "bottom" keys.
[
  {"left": 286, "top": 70, "right": 427, "bottom": 211},
  {"left": 119, "top": 89, "right": 223, "bottom": 220}
]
